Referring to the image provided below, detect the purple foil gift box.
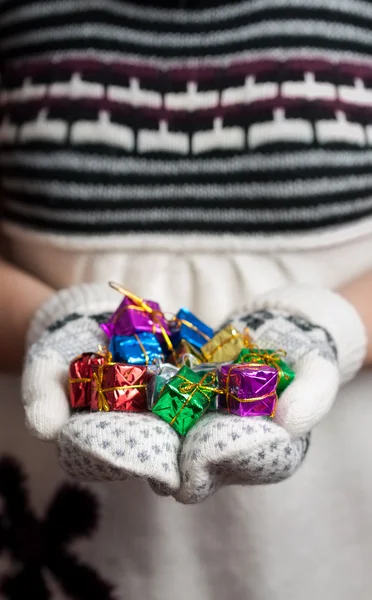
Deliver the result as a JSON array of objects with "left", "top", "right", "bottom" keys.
[
  {"left": 217, "top": 363, "right": 278, "bottom": 417},
  {"left": 101, "top": 295, "right": 171, "bottom": 345}
]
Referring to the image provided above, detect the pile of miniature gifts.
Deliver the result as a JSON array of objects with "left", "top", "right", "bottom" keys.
[{"left": 68, "top": 283, "right": 295, "bottom": 436}]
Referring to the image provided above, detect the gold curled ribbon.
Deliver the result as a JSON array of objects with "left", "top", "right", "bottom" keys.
[
  {"left": 224, "top": 363, "right": 277, "bottom": 417},
  {"left": 170, "top": 371, "right": 218, "bottom": 426},
  {"left": 97, "top": 345, "right": 113, "bottom": 363},
  {"left": 109, "top": 282, "right": 174, "bottom": 355},
  {"left": 92, "top": 364, "right": 147, "bottom": 412}
]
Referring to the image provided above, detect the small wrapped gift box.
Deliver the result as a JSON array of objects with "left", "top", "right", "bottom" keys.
[
  {"left": 147, "top": 363, "right": 179, "bottom": 410},
  {"left": 218, "top": 363, "right": 278, "bottom": 417},
  {"left": 101, "top": 287, "right": 171, "bottom": 350},
  {"left": 68, "top": 352, "right": 107, "bottom": 410},
  {"left": 202, "top": 324, "right": 250, "bottom": 363},
  {"left": 234, "top": 348, "right": 295, "bottom": 395},
  {"left": 152, "top": 365, "right": 217, "bottom": 435},
  {"left": 171, "top": 339, "right": 204, "bottom": 368},
  {"left": 192, "top": 363, "right": 220, "bottom": 411},
  {"left": 172, "top": 308, "right": 213, "bottom": 351},
  {"left": 110, "top": 332, "right": 165, "bottom": 365},
  {"left": 91, "top": 363, "right": 150, "bottom": 412}
]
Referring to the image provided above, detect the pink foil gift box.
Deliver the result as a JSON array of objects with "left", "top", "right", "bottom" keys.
[
  {"left": 217, "top": 363, "right": 278, "bottom": 417},
  {"left": 100, "top": 290, "right": 171, "bottom": 349}
]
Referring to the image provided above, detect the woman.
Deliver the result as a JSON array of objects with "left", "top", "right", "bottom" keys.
[{"left": 1, "top": 0, "right": 372, "bottom": 598}]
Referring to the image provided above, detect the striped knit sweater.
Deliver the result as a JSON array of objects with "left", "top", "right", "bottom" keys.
[{"left": 1, "top": 0, "right": 372, "bottom": 245}]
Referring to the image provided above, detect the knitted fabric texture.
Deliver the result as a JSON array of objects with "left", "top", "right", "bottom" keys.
[
  {"left": 22, "top": 284, "right": 181, "bottom": 495},
  {"left": 1, "top": 0, "right": 372, "bottom": 245},
  {"left": 23, "top": 282, "right": 366, "bottom": 503},
  {"left": 229, "top": 285, "right": 367, "bottom": 433},
  {"left": 176, "top": 285, "right": 366, "bottom": 503}
]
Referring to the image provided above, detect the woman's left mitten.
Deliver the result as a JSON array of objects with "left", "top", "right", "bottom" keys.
[
  {"left": 22, "top": 283, "right": 180, "bottom": 494},
  {"left": 176, "top": 286, "right": 367, "bottom": 504}
]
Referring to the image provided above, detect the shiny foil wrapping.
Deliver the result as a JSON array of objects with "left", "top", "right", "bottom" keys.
[
  {"left": 234, "top": 348, "right": 295, "bottom": 396},
  {"left": 192, "top": 363, "right": 220, "bottom": 411},
  {"left": 147, "top": 363, "right": 179, "bottom": 410},
  {"left": 152, "top": 365, "right": 217, "bottom": 435},
  {"left": 101, "top": 295, "right": 170, "bottom": 346},
  {"left": 68, "top": 353, "right": 106, "bottom": 410},
  {"left": 109, "top": 332, "right": 164, "bottom": 365},
  {"left": 173, "top": 308, "right": 213, "bottom": 350},
  {"left": 218, "top": 363, "right": 278, "bottom": 417},
  {"left": 202, "top": 324, "right": 249, "bottom": 363},
  {"left": 91, "top": 363, "right": 150, "bottom": 412},
  {"left": 172, "top": 339, "right": 204, "bottom": 368}
]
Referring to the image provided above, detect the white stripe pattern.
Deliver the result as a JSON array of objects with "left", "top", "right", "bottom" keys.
[
  {"left": 2, "top": 0, "right": 372, "bottom": 240},
  {"left": 3, "top": 20, "right": 372, "bottom": 51},
  {"left": 5, "top": 195, "right": 372, "bottom": 224},
  {"left": 7, "top": 48, "right": 372, "bottom": 70},
  {"left": 3, "top": 149, "right": 372, "bottom": 175},
  {"left": 2, "top": 0, "right": 372, "bottom": 27},
  {"left": 2, "top": 106, "right": 372, "bottom": 152},
  {"left": 4, "top": 173, "right": 372, "bottom": 202},
  {"left": 4, "top": 71, "right": 372, "bottom": 113},
  {"left": 71, "top": 111, "right": 134, "bottom": 150}
]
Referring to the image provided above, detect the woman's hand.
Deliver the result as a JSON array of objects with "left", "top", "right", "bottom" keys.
[
  {"left": 21, "top": 283, "right": 181, "bottom": 495},
  {"left": 339, "top": 270, "right": 372, "bottom": 366},
  {"left": 176, "top": 285, "right": 367, "bottom": 504}
]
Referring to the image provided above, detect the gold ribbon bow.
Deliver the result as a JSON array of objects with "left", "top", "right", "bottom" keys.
[
  {"left": 109, "top": 282, "right": 174, "bottom": 355},
  {"left": 92, "top": 364, "right": 147, "bottom": 412},
  {"left": 97, "top": 345, "right": 113, "bottom": 362},
  {"left": 170, "top": 371, "right": 218, "bottom": 425},
  {"left": 243, "top": 344, "right": 289, "bottom": 382},
  {"left": 224, "top": 363, "right": 277, "bottom": 416},
  {"left": 68, "top": 347, "right": 113, "bottom": 387}
]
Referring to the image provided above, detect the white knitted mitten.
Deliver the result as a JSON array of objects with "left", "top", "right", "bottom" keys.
[
  {"left": 176, "top": 286, "right": 367, "bottom": 504},
  {"left": 22, "top": 283, "right": 180, "bottom": 495}
]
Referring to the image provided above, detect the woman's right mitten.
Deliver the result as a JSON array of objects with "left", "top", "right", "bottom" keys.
[{"left": 176, "top": 285, "right": 367, "bottom": 504}]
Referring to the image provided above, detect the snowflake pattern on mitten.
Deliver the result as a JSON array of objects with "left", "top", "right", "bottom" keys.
[
  {"left": 175, "top": 303, "right": 340, "bottom": 504},
  {"left": 22, "top": 284, "right": 181, "bottom": 495}
]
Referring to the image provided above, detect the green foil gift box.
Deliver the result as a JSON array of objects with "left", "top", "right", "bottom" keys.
[
  {"left": 152, "top": 365, "right": 218, "bottom": 435},
  {"left": 234, "top": 347, "right": 295, "bottom": 395}
]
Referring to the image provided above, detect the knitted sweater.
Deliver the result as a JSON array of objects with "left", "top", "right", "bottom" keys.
[
  {"left": 2, "top": 0, "right": 372, "bottom": 254},
  {"left": 2, "top": 5, "right": 372, "bottom": 600}
]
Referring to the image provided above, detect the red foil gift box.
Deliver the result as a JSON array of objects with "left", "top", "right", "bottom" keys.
[
  {"left": 68, "top": 352, "right": 107, "bottom": 409},
  {"left": 91, "top": 363, "right": 150, "bottom": 412}
]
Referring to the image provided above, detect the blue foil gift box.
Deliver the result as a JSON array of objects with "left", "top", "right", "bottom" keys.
[
  {"left": 110, "top": 332, "right": 165, "bottom": 365},
  {"left": 172, "top": 308, "right": 213, "bottom": 350}
]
